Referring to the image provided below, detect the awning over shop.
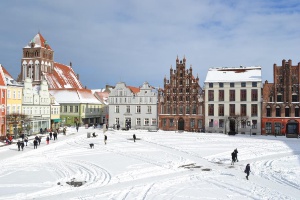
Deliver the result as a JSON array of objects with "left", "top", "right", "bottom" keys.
[{"left": 53, "top": 119, "right": 61, "bottom": 123}]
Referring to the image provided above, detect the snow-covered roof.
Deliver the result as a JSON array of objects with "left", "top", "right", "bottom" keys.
[
  {"left": 49, "top": 89, "right": 102, "bottom": 104},
  {"left": 43, "top": 62, "right": 83, "bottom": 89},
  {"left": 205, "top": 66, "right": 262, "bottom": 83},
  {"left": 24, "top": 33, "right": 52, "bottom": 50}
]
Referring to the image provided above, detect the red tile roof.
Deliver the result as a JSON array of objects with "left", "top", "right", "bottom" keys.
[
  {"left": 0, "top": 65, "right": 6, "bottom": 86},
  {"left": 127, "top": 86, "right": 140, "bottom": 94},
  {"left": 31, "top": 33, "right": 52, "bottom": 50},
  {"left": 43, "top": 62, "right": 83, "bottom": 89}
]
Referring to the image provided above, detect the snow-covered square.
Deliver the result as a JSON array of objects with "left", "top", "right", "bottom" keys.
[{"left": 1, "top": 128, "right": 300, "bottom": 200}]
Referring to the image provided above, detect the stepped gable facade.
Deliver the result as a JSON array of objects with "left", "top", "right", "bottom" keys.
[
  {"left": 158, "top": 56, "right": 204, "bottom": 132},
  {"left": 262, "top": 59, "right": 300, "bottom": 136}
]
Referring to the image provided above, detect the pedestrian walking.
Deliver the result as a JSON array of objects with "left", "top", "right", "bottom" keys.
[
  {"left": 33, "top": 139, "right": 38, "bottom": 149},
  {"left": 40, "top": 128, "right": 43, "bottom": 134},
  {"left": 17, "top": 140, "right": 21, "bottom": 151},
  {"left": 244, "top": 163, "right": 251, "bottom": 180},
  {"left": 231, "top": 151, "right": 236, "bottom": 165},
  {"left": 24, "top": 137, "right": 28, "bottom": 146},
  {"left": 46, "top": 136, "right": 50, "bottom": 145},
  {"left": 49, "top": 132, "right": 53, "bottom": 140},
  {"left": 104, "top": 135, "right": 107, "bottom": 145},
  {"left": 20, "top": 140, "right": 25, "bottom": 151},
  {"left": 133, "top": 134, "right": 136, "bottom": 142},
  {"left": 234, "top": 148, "right": 239, "bottom": 162},
  {"left": 38, "top": 136, "right": 41, "bottom": 145}
]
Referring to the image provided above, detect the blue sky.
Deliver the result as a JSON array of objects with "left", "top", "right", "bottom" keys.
[{"left": 1, "top": 0, "right": 300, "bottom": 89}]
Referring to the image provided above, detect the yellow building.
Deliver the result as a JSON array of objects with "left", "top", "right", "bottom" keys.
[{"left": 6, "top": 77, "right": 23, "bottom": 137}]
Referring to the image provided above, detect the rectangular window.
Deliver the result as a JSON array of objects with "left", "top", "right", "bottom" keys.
[
  {"left": 251, "top": 104, "right": 258, "bottom": 117},
  {"left": 252, "top": 120, "right": 257, "bottom": 129},
  {"left": 229, "top": 104, "right": 235, "bottom": 116},
  {"left": 208, "top": 90, "right": 214, "bottom": 101},
  {"left": 136, "top": 106, "right": 141, "bottom": 113},
  {"left": 208, "top": 104, "right": 214, "bottom": 116},
  {"left": 240, "top": 89, "right": 247, "bottom": 101},
  {"left": 277, "top": 95, "right": 282, "bottom": 102},
  {"left": 151, "top": 118, "right": 157, "bottom": 125},
  {"left": 209, "top": 83, "right": 213, "bottom": 88},
  {"left": 18, "top": 91, "right": 21, "bottom": 99},
  {"left": 186, "top": 106, "right": 190, "bottom": 114},
  {"left": 13, "top": 91, "right": 16, "bottom": 99},
  {"left": 75, "top": 106, "right": 79, "bottom": 113},
  {"left": 266, "top": 107, "right": 271, "bottom": 117},
  {"left": 136, "top": 118, "right": 141, "bottom": 126},
  {"left": 219, "top": 83, "right": 224, "bottom": 88},
  {"left": 219, "top": 90, "right": 224, "bottom": 101},
  {"left": 126, "top": 106, "right": 130, "bottom": 113},
  {"left": 7, "top": 90, "right": 10, "bottom": 98},
  {"left": 163, "top": 119, "right": 167, "bottom": 127},
  {"left": 190, "top": 119, "right": 195, "bottom": 128},
  {"left": 230, "top": 90, "right": 235, "bottom": 101},
  {"left": 230, "top": 83, "right": 235, "bottom": 87},
  {"left": 147, "top": 106, "right": 151, "bottom": 113},
  {"left": 115, "top": 105, "right": 119, "bottom": 113},
  {"left": 169, "top": 119, "right": 174, "bottom": 127},
  {"left": 7, "top": 106, "right": 10, "bottom": 114},
  {"left": 285, "top": 107, "right": 290, "bottom": 117},
  {"left": 252, "top": 82, "right": 257, "bottom": 87},
  {"left": 209, "top": 119, "right": 213, "bottom": 127},
  {"left": 2, "top": 91, "right": 5, "bottom": 98},
  {"left": 295, "top": 107, "right": 299, "bottom": 117},
  {"left": 241, "top": 82, "right": 246, "bottom": 87},
  {"left": 251, "top": 89, "right": 258, "bottom": 101},
  {"left": 276, "top": 107, "right": 281, "bottom": 117},
  {"left": 241, "top": 120, "right": 246, "bottom": 128},
  {"left": 198, "top": 120, "right": 202, "bottom": 128},
  {"left": 70, "top": 106, "right": 73, "bottom": 113},
  {"left": 292, "top": 95, "right": 298, "bottom": 102},
  {"left": 115, "top": 118, "right": 119, "bottom": 124},
  {"left": 266, "top": 122, "right": 272, "bottom": 134},
  {"left": 218, "top": 104, "right": 224, "bottom": 116},
  {"left": 219, "top": 119, "right": 224, "bottom": 128},
  {"left": 144, "top": 118, "right": 149, "bottom": 126},
  {"left": 241, "top": 104, "right": 247, "bottom": 116},
  {"left": 64, "top": 106, "right": 67, "bottom": 112}
]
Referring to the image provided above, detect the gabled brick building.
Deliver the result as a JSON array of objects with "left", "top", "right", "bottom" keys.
[
  {"left": 158, "top": 56, "right": 204, "bottom": 132},
  {"left": 262, "top": 59, "right": 300, "bottom": 136}
]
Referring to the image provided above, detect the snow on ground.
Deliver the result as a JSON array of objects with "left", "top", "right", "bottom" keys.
[{"left": 0, "top": 128, "right": 300, "bottom": 200}]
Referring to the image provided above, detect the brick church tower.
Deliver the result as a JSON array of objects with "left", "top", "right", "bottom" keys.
[
  {"left": 158, "top": 56, "right": 204, "bottom": 132},
  {"left": 18, "top": 33, "right": 54, "bottom": 84}
]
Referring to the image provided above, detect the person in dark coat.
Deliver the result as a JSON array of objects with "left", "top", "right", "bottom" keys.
[
  {"left": 46, "top": 136, "right": 50, "bottom": 145},
  {"left": 24, "top": 137, "right": 28, "bottom": 146},
  {"left": 17, "top": 140, "right": 21, "bottom": 151},
  {"left": 117, "top": 124, "right": 120, "bottom": 130},
  {"left": 38, "top": 136, "right": 41, "bottom": 145},
  {"left": 20, "top": 140, "right": 25, "bottom": 151},
  {"left": 234, "top": 148, "right": 239, "bottom": 162},
  {"left": 133, "top": 134, "right": 136, "bottom": 142},
  {"left": 20, "top": 133, "right": 25, "bottom": 140},
  {"left": 231, "top": 151, "right": 236, "bottom": 165},
  {"left": 40, "top": 128, "right": 43, "bottom": 134},
  {"left": 245, "top": 163, "right": 251, "bottom": 180},
  {"left": 49, "top": 132, "right": 53, "bottom": 140},
  {"left": 33, "top": 139, "right": 38, "bottom": 149},
  {"left": 104, "top": 135, "right": 107, "bottom": 145}
]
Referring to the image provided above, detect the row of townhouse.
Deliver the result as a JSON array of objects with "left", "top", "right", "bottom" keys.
[
  {"left": 4, "top": 32, "right": 300, "bottom": 137},
  {"left": 110, "top": 56, "right": 300, "bottom": 137},
  {"left": 0, "top": 32, "right": 106, "bottom": 139}
]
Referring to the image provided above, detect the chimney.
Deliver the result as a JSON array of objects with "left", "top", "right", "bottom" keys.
[
  {"left": 77, "top": 73, "right": 79, "bottom": 80},
  {"left": 70, "top": 62, "right": 72, "bottom": 68}
]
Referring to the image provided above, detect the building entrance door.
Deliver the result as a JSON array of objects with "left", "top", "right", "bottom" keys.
[{"left": 178, "top": 118, "right": 184, "bottom": 130}]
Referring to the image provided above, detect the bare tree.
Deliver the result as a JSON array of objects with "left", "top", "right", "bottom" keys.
[{"left": 6, "top": 113, "right": 30, "bottom": 137}]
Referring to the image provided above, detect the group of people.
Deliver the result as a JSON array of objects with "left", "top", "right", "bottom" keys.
[{"left": 230, "top": 148, "right": 252, "bottom": 180}]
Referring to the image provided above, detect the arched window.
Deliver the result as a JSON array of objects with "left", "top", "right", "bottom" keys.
[
  {"left": 276, "top": 106, "right": 281, "bottom": 117},
  {"left": 266, "top": 106, "right": 271, "bottom": 117}
]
